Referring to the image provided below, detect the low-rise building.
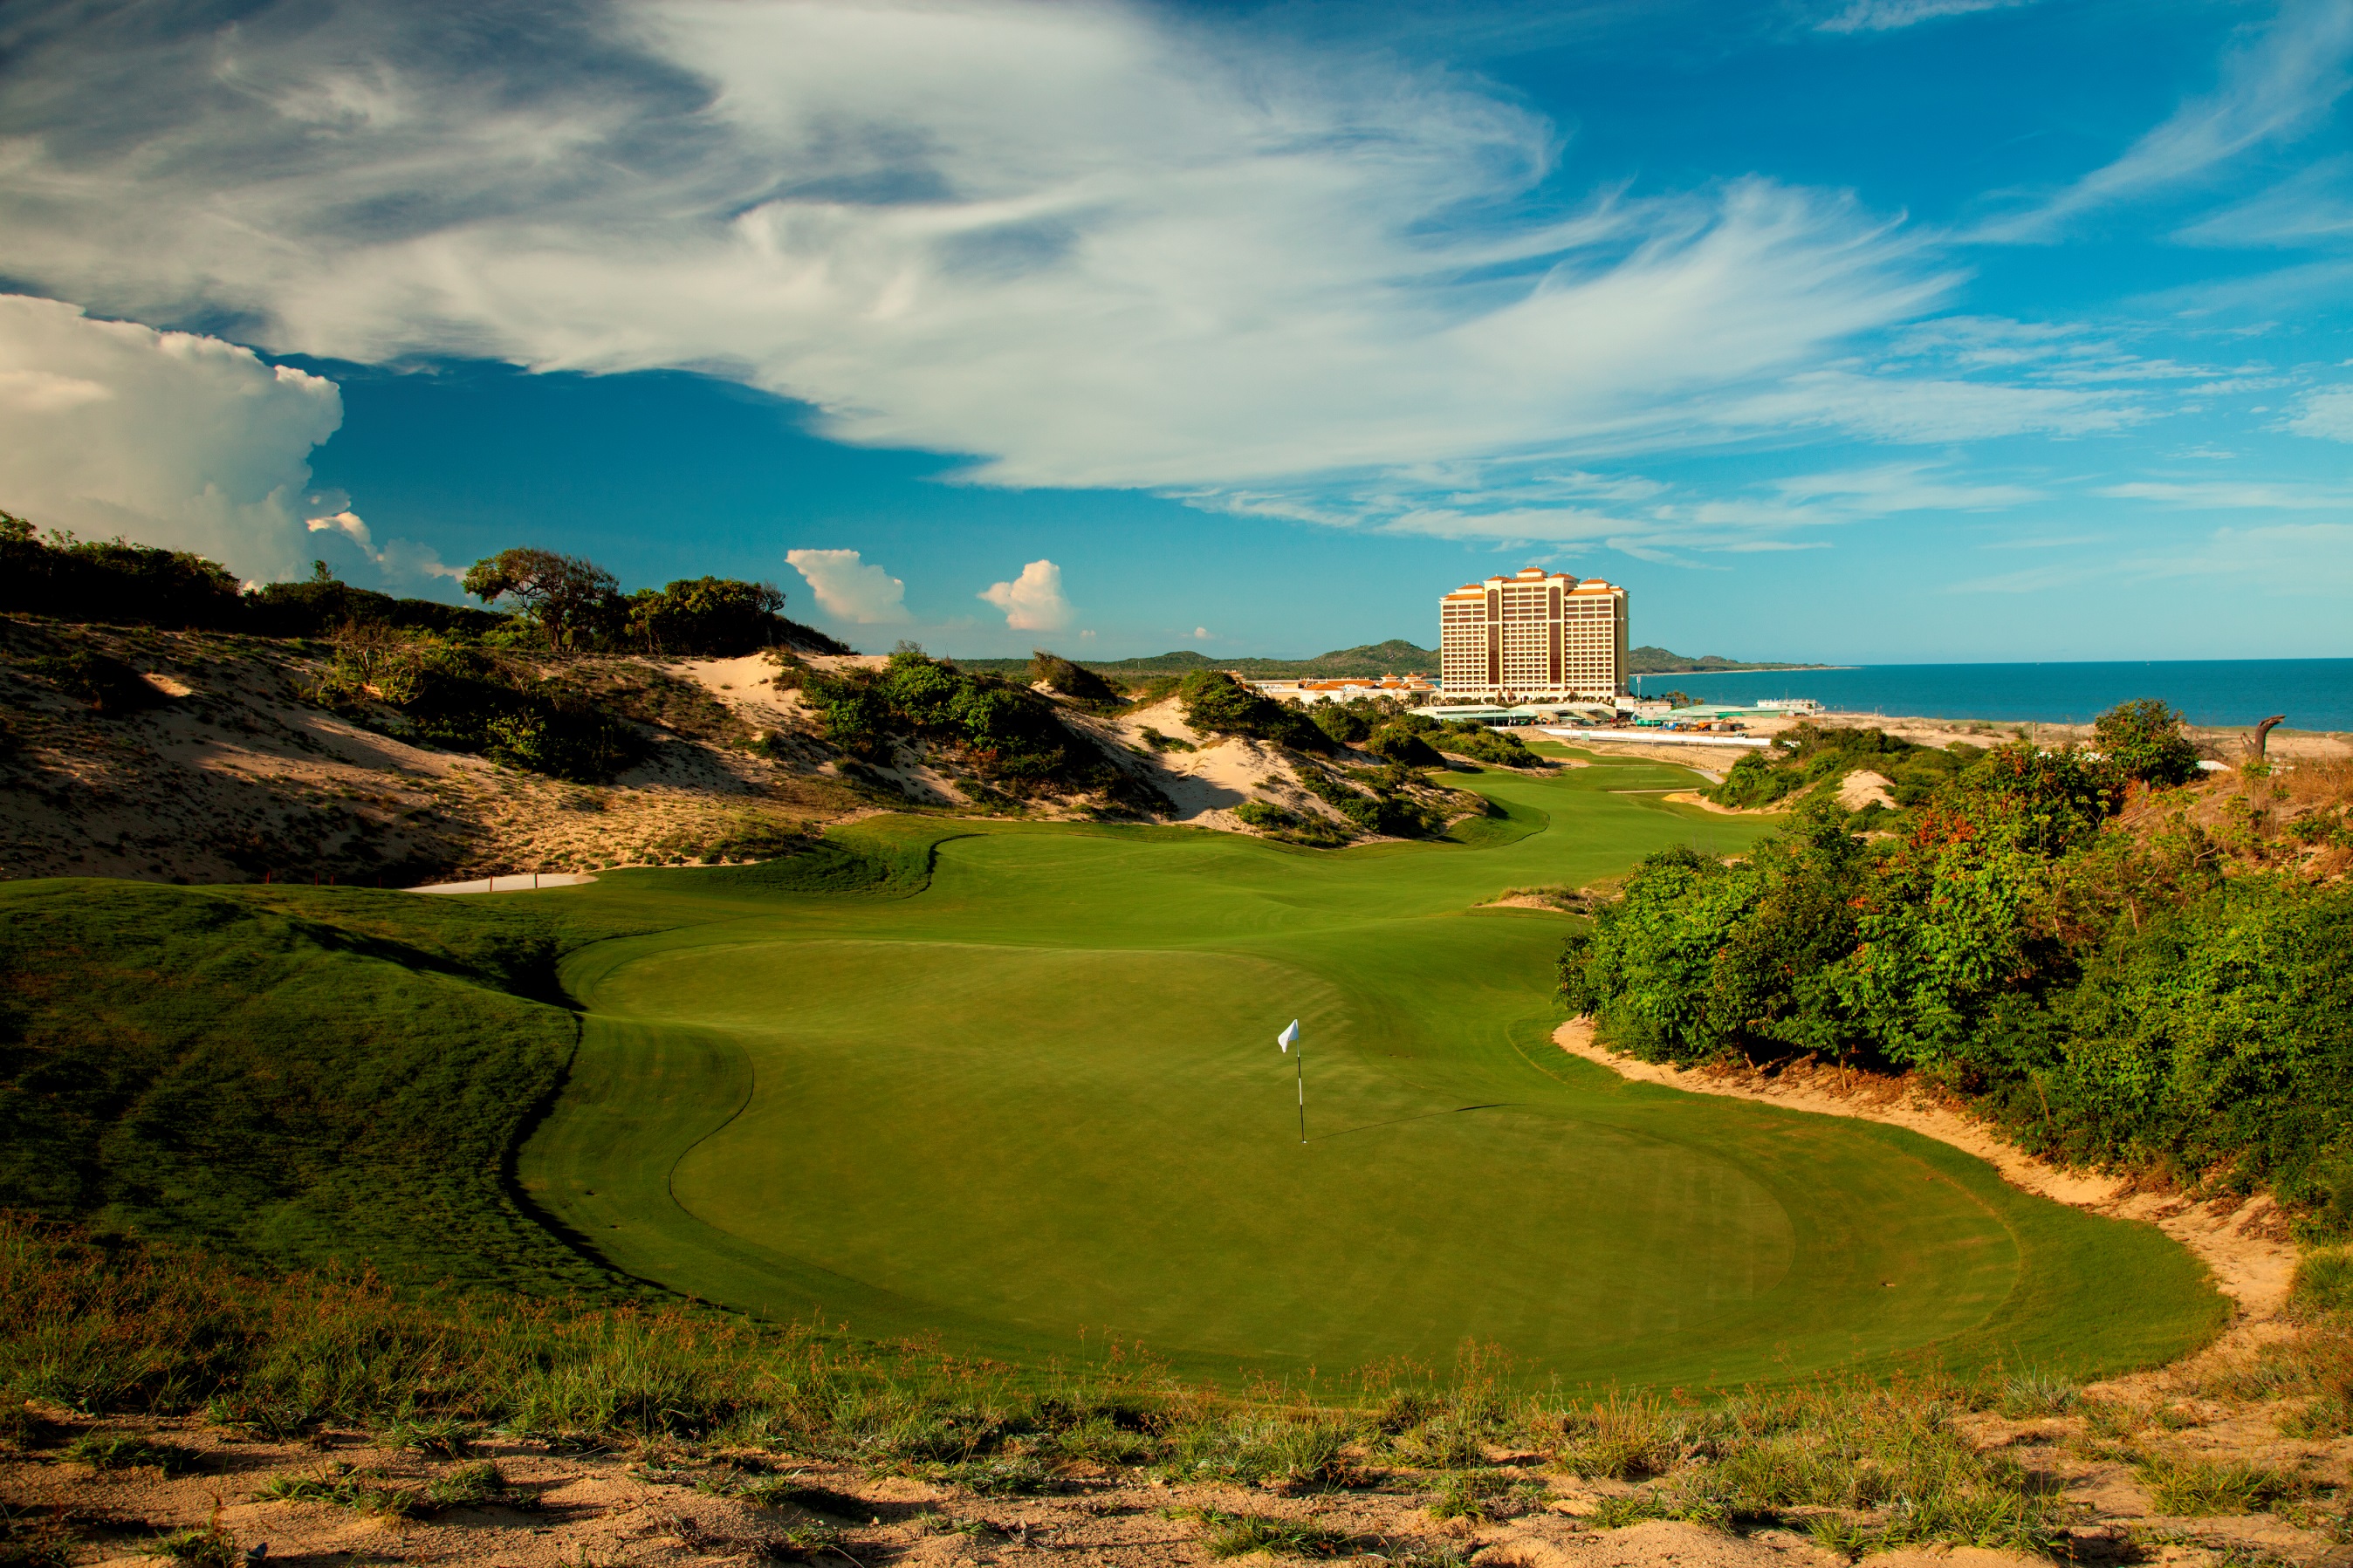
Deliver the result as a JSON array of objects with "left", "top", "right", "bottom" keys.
[{"left": 1249, "top": 673, "right": 1436, "bottom": 705}]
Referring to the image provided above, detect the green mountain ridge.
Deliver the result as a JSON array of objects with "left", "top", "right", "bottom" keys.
[{"left": 950, "top": 639, "right": 1816, "bottom": 680}]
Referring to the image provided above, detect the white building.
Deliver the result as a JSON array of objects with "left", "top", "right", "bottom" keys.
[{"left": 1438, "top": 568, "right": 1629, "bottom": 703}]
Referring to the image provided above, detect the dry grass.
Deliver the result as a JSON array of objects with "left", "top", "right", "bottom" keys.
[{"left": 6, "top": 1217, "right": 2352, "bottom": 1565}]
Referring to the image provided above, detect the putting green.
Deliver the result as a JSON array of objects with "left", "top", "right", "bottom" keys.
[{"left": 518, "top": 754, "right": 2225, "bottom": 1387}]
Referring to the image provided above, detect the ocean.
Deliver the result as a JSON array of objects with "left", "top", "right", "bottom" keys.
[{"left": 1629, "top": 659, "right": 2353, "bottom": 733}]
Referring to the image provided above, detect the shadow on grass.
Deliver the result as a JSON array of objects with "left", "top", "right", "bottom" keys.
[{"left": 1307, "top": 1104, "right": 1520, "bottom": 1144}]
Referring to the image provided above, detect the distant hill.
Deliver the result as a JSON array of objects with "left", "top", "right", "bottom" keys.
[
  {"left": 953, "top": 640, "right": 1816, "bottom": 680},
  {"left": 951, "top": 640, "right": 1441, "bottom": 680},
  {"left": 1628, "top": 646, "right": 1825, "bottom": 674}
]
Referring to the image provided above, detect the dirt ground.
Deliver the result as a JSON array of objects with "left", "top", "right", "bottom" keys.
[{"left": 9, "top": 1409, "right": 2302, "bottom": 1568}]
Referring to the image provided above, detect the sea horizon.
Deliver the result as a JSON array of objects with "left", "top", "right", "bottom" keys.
[{"left": 1629, "top": 657, "right": 2353, "bottom": 733}]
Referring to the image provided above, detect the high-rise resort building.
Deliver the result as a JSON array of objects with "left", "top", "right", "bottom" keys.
[{"left": 1438, "top": 569, "right": 1629, "bottom": 703}]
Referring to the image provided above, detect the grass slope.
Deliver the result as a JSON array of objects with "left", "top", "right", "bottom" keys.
[
  {"left": 516, "top": 756, "right": 2224, "bottom": 1386},
  {"left": 0, "top": 880, "right": 648, "bottom": 1295}
]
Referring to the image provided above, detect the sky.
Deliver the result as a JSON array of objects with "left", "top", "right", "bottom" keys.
[{"left": 0, "top": 0, "right": 2348, "bottom": 661}]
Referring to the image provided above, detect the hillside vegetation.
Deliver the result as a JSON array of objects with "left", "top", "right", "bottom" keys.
[
  {"left": 1, "top": 530, "right": 1556, "bottom": 882},
  {"left": 1564, "top": 699, "right": 2353, "bottom": 1233}
]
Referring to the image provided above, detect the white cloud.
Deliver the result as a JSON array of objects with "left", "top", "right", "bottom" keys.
[
  {"left": 1817, "top": 0, "right": 2035, "bottom": 35},
  {"left": 1770, "top": 462, "right": 2040, "bottom": 511},
  {"left": 1726, "top": 370, "right": 2146, "bottom": 442},
  {"left": 2096, "top": 479, "right": 2353, "bottom": 509},
  {"left": 979, "top": 559, "right": 1074, "bottom": 632},
  {"left": 0, "top": 368, "right": 113, "bottom": 412},
  {"left": 1192, "top": 627, "right": 1213, "bottom": 640},
  {"left": 2175, "top": 154, "right": 2353, "bottom": 246},
  {"left": 2285, "top": 386, "right": 2353, "bottom": 441},
  {"left": 0, "top": 293, "right": 341, "bottom": 579},
  {"left": 1979, "top": 0, "right": 2353, "bottom": 242},
  {"left": 785, "top": 547, "right": 909, "bottom": 623},
  {"left": 0, "top": 1, "right": 1953, "bottom": 498},
  {"left": 305, "top": 508, "right": 464, "bottom": 585}
]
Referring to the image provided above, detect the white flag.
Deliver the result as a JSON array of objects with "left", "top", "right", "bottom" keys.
[{"left": 1278, "top": 1019, "right": 1299, "bottom": 1053}]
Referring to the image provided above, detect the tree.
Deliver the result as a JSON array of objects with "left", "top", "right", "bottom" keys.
[
  {"left": 2092, "top": 698, "right": 2200, "bottom": 788},
  {"left": 461, "top": 549, "right": 621, "bottom": 652},
  {"left": 1, "top": 510, "right": 245, "bottom": 629},
  {"left": 625, "top": 576, "right": 790, "bottom": 655}
]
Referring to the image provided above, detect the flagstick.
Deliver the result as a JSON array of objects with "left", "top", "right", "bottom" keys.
[{"left": 1297, "top": 1036, "right": 1307, "bottom": 1145}]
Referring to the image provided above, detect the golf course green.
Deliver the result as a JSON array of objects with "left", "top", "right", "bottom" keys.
[{"left": 515, "top": 750, "right": 2225, "bottom": 1387}]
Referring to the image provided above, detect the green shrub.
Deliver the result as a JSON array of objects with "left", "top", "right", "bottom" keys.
[
  {"left": 1030, "top": 650, "right": 1124, "bottom": 707},
  {"left": 1310, "top": 704, "right": 1369, "bottom": 744},
  {"left": 1431, "top": 722, "right": 1543, "bottom": 769},
  {"left": 802, "top": 649, "right": 1120, "bottom": 797},
  {"left": 1560, "top": 716, "right": 2353, "bottom": 1211},
  {"left": 1706, "top": 723, "right": 1979, "bottom": 812},
  {"left": 1366, "top": 724, "right": 1444, "bottom": 768},
  {"left": 2094, "top": 699, "right": 2202, "bottom": 788},
  {"left": 317, "top": 640, "right": 645, "bottom": 783},
  {"left": 1293, "top": 765, "right": 1444, "bottom": 839},
  {"left": 1176, "top": 671, "right": 1332, "bottom": 752},
  {"left": 1233, "top": 800, "right": 1303, "bottom": 832}
]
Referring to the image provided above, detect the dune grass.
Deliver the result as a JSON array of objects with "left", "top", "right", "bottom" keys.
[{"left": 0, "top": 1215, "right": 2294, "bottom": 1559}]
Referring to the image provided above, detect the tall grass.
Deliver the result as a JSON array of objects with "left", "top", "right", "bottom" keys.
[{"left": 0, "top": 1215, "right": 2301, "bottom": 1560}]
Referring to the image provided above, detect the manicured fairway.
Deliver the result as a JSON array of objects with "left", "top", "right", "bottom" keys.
[{"left": 518, "top": 754, "right": 2226, "bottom": 1387}]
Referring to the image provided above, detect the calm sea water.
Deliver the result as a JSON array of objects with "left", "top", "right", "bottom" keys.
[{"left": 1629, "top": 660, "right": 2353, "bottom": 733}]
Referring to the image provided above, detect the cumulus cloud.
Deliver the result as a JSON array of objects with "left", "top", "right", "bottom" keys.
[
  {"left": 0, "top": 0, "right": 1957, "bottom": 511},
  {"left": 786, "top": 548, "right": 909, "bottom": 623},
  {"left": 979, "top": 560, "right": 1074, "bottom": 631},
  {"left": 0, "top": 292, "right": 341, "bottom": 579},
  {"left": 305, "top": 509, "right": 464, "bottom": 583},
  {"left": 1193, "top": 627, "right": 1213, "bottom": 640},
  {"left": 2285, "top": 386, "right": 2353, "bottom": 441}
]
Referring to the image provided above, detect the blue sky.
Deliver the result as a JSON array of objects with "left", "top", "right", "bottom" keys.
[{"left": 0, "top": 0, "right": 2348, "bottom": 661}]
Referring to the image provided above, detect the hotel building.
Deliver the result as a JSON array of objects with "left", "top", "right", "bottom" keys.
[{"left": 1438, "top": 569, "right": 1629, "bottom": 702}]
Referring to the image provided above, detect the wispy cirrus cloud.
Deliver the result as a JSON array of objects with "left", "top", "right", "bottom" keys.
[
  {"left": 1816, "top": 0, "right": 2036, "bottom": 36},
  {"left": 0, "top": 0, "right": 1957, "bottom": 510},
  {"left": 1974, "top": 0, "right": 2353, "bottom": 243},
  {"left": 2095, "top": 478, "right": 2353, "bottom": 509}
]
